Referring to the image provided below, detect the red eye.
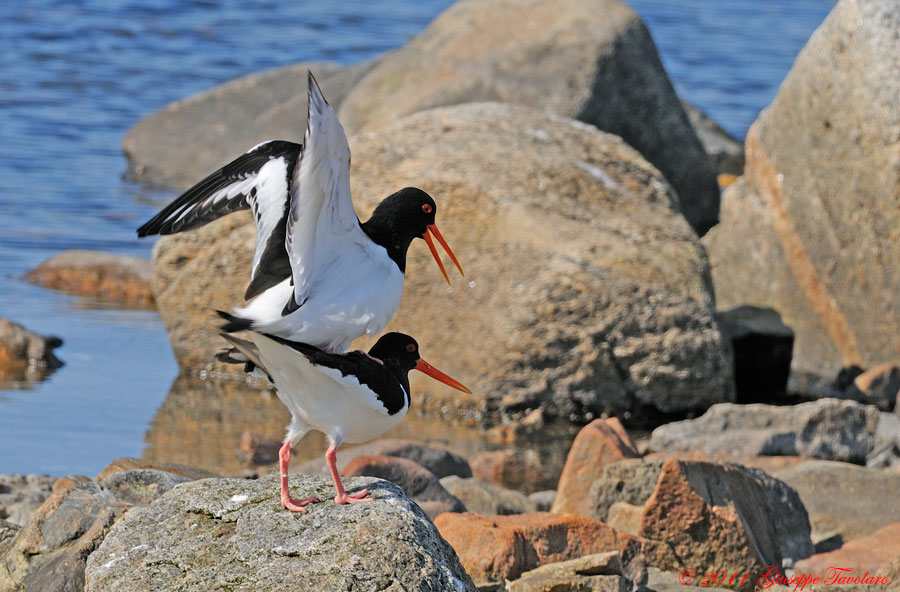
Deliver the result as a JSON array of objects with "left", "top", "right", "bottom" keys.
[
  {"left": 406, "top": 344, "right": 416, "bottom": 352},
  {"left": 422, "top": 204, "right": 433, "bottom": 214}
]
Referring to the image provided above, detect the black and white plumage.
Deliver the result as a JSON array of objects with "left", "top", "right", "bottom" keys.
[
  {"left": 138, "top": 72, "right": 463, "bottom": 353},
  {"left": 219, "top": 331, "right": 470, "bottom": 511}
]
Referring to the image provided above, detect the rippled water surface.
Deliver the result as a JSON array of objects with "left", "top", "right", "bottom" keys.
[{"left": 0, "top": 0, "right": 834, "bottom": 475}]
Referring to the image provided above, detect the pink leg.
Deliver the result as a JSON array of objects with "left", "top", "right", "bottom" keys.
[
  {"left": 279, "top": 441, "right": 319, "bottom": 512},
  {"left": 326, "top": 443, "right": 373, "bottom": 504}
]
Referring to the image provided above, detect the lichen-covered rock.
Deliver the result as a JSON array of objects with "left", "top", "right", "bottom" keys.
[
  {"left": 152, "top": 102, "right": 733, "bottom": 425},
  {"left": 25, "top": 250, "right": 154, "bottom": 308},
  {"left": 85, "top": 475, "right": 476, "bottom": 592},
  {"left": 338, "top": 0, "right": 720, "bottom": 233},
  {"left": 0, "top": 318, "right": 63, "bottom": 385},
  {"left": 0, "top": 473, "right": 57, "bottom": 527},
  {"left": 648, "top": 399, "right": 880, "bottom": 463},
  {"left": 123, "top": 60, "right": 378, "bottom": 188},
  {"left": 703, "top": 0, "right": 900, "bottom": 375},
  {"left": 508, "top": 551, "right": 633, "bottom": 592}
]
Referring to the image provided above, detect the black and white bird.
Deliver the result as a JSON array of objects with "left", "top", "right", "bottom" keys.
[
  {"left": 219, "top": 331, "right": 470, "bottom": 511},
  {"left": 137, "top": 72, "right": 463, "bottom": 353}
]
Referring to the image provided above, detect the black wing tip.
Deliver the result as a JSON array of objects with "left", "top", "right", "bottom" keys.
[{"left": 216, "top": 310, "right": 254, "bottom": 333}]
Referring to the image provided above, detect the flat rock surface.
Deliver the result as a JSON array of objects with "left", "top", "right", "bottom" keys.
[
  {"left": 85, "top": 475, "right": 476, "bottom": 592},
  {"left": 338, "top": 0, "right": 719, "bottom": 233},
  {"left": 152, "top": 102, "right": 733, "bottom": 424},
  {"left": 648, "top": 399, "right": 880, "bottom": 463},
  {"left": 794, "top": 521, "right": 900, "bottom": 577},
  {"left": 774, "top": 460, "right": 900, "bottom": 543},
  {"left": 703, "top": 0, "right": 900, "bottom": 374}
]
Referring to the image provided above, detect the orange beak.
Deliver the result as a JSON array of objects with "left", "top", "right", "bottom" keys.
[
  {"left": 422, "top": 224, "right": 464, "bottom": 285},
  {"left": 415, "top": 358, "right": 471, "bottom": 394}
]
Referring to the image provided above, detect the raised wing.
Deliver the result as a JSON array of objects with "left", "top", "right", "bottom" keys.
[
  {"left": 283, "top": 72, "right": 371, "bottom": 313},
  {"left": 136, "top": 140, "right": 302, "bottom": 300}
]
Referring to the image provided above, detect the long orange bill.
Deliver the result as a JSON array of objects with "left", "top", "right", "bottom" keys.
[
  {"left": 423, "top": 224, "right": 464, "bottom": 285},
  {"left": 415, "top": 358, "right": 471, "bottom": 394}
]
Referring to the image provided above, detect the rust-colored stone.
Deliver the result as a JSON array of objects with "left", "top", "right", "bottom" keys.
[
  {"left": 470, "top": 449, "right": 558, "bottom": 494},
  {"left": 433, "top": 511, "right": 657, "bottom": 585},
  {"left": 551, "top": 417, "right": 640, "bottom": 516}
]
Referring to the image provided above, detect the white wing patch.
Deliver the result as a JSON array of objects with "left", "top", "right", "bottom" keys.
[
  {"left": 249, "top": 157, "right": 290, "bottom": 281},
  {"left": 285, "top": 75, "right": 372, "bottom": 309}
]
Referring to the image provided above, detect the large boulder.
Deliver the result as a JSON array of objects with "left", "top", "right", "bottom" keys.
[
  {"left": 648, "top": 399, "right": 880, "bottom": 464},
  {"left": 703, "top": 0, "right": 900, "bottom": 375},
  {"left": 123, "top": 60, "right": 378, "bottom": 189},
  {"left": 85, "top": 475, "right": 477, "bottom": 591},
  {"left": 338, "top": 0, "right": 720, "bottom": 234},
  {"left": 151, "top": 102, "right": 734, "bottom": 425}
]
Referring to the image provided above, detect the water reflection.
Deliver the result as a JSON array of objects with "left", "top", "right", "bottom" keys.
[{"left": 142, "top": 373, "right": 576, "bottom": 487}]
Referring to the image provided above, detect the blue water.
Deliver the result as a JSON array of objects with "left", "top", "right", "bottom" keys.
[{"left": 0, "top": 0, "right": 834, "bottom": 476}]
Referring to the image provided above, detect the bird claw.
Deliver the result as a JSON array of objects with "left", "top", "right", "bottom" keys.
[
  {"left": 334, "top": 488, "right": 373, "bottom": 504},
  {"left": 281, "top": 494, "right": 320, "bottom": 512}
]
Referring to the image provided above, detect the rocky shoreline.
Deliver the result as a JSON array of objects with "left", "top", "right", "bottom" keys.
[{"left": 3, "top": 0, "right": 900, "bottom": 589}]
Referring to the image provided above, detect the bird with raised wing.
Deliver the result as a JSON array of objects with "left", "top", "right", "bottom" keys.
[
  {"left": 219, "top": 331, "right": 470, "bottom": 511},
  {"left": 137, "top": 72, "right": 463, "bottom": 354}
]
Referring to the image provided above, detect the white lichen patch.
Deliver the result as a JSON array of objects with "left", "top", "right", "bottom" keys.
[{"left": 575, "top": 160, "right": 619, "bottom": 191}]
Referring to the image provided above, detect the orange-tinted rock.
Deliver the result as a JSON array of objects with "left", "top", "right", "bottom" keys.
[
  {"left": 876, "top": 551, "right": 900, "bottom": 592},
  {"left": 342, "top": 455, "right": 465, "bottom": 517},
  {"left": 470, "top": 448, "right": 559, "bottom": 494},
  {"left": 26, "top": 250, "right": 154, "bottom": 308},
  {"left": 638, "top": 459, "right": 813, "bottom": 591},
  {"left": 794, "top": 521, "right": 900, "bottom": 577},
  {"left": 95, "top": 457, "right": 219, "bottom": 482},
  {"left": 51, "top": 474, "right": 92, "bottom": 493},
  {"left": 433, "top": 512, "right": 655, "bottom": 586},
  {"left": 850, "top": 362, "right": 900, "bottom": 411},
  {"left": 551, "top": 417, "right": 640, "bottom": 515}
]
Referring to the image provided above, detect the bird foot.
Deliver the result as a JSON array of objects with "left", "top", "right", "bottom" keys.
[
  {"left": 334, "top": 488, "right": 373, "bottom": 504},
  {"left": 281, "top": 494, "right": 320, "bottom": 513}
]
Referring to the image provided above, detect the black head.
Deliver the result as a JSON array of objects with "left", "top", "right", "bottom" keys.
[
  {"left": 361, "top": 187, "right": 437, "bottom": 271},
  {"left": 368, "top": 332, "right": 421, "bottom": 373},
  {"left": 367, "top": 332, "right": 471, "bottom": 394}
]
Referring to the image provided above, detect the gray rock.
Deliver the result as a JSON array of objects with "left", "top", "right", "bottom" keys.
[
  {"left": 0, "top": 481, "right": 129, "bottom": 592},
  {"left": 774, "top": 460, "right": 900, "bottom": 543},
  {"left": 439, "top": 476, "right": 536, "bottom": 515},
  {"left": 295, "top": 438, "right": 472, "bottom": 479},
  {"left": 868, "top": 412, "right": 900, "bottom": 468},
  {"left": 703, "top": 0, "right": 900, "bottom": 375},
  {"left": 0, "top": 319, "right": 63, "bottom": 385},
  {"left": 341, "top": 455, "right": 466, "bottom": 518},
  {"left": 680, "top": 99, "right": 745, "bottom": 177},
  {"left": 338, "top": 0, "right": 720, "bottom": 234},
  {"left": 587, "top": 459, "right": 663, "bottom": 522},
  {"left": 123, "top": 59, "right": 379, "bottom": 189},
  {"left": 528, "top": 490, "right": 556, "bottom": 512},
  {"left": 0, "top": 473, "right": 56, "bottom": 526},
  {"left": 98, "top": 469, "right": 192, "bottom": 505},
  {"left": 85, "top": 475, "right": 477, "bottom": 592},
  {"left": 715, "top": 305, "right": 794, "bottom": 403},
  {"left": 152, "top": 102, "right": 734, "bottom": 424},
  {"left": 648, "top": 399, "right": 880, "bottom": 463}
]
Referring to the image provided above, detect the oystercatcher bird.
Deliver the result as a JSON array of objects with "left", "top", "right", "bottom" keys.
[
  {"left": 137, "top": 72, "right": 463, "bottom": 353},
  {"left": 219, "top": 331, "right": 470, "bottom": 511}
]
